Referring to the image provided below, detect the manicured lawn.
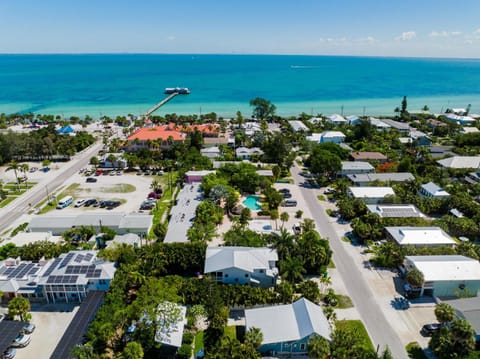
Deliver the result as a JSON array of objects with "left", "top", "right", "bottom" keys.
[
  {"left": 336, "top": 320, "right": 374, "bottom": 352},
  {"left": 336, "top": 294, "right": 354, "bottom": 309},
  {"left": 317, "top": 195, "right": 326, "bottom": 201},
  {"left": 194, "top": 331, "right": 204, "bottom": 354},
  {"left": 406, "top": 342, "right": 427, "bottom": 359},
  {"left": 0, "top": 197, "right": 16, "bottom": 208}
]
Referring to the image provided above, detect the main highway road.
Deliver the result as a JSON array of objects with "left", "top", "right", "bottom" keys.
[
  {"left": 290, "top": 164, "right": 408, "bottom": 359},
  {"left": 0, "top": 141, "right": 103, "bottom": 233}
]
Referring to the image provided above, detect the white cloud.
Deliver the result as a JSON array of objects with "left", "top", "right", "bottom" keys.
[
  {"left": 429, "top": 30, "right": 462, "bottom": 37},
  {"left": 473, "top": 29, "right": 480, "bottom": 39},
  {"left": 166, "top": 35, "right": 176, "bottom": 41},
  {"left": 395, "top": 31, "right": 416, "bottom": 41},
  {"left": 359, "top": 36, "right": 377, "bottom": 44}
]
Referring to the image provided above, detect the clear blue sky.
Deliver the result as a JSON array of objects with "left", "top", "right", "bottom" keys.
[{"left": 2, "top": 0, "right": 480, "bottom": 57}]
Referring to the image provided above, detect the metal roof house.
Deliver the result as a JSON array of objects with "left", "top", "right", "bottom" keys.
[
  {"left": 245, "top": 298, "right": 331, "bottom": 356},
  {"left": 350, "top": 151, "right": 388, "bottom": 163},
  {"left": 204, "top": 247, "right": 278, "bottom": 288},
  {"left": 386, "top": 227, "right": 456, "bottom": 247},
  {"left": 325, "top": 114, "right": 347, "bottom": 125},
  {"left": 288, "top": 120, "right": 309, "bottom": 132},
  {"left": 27, "top": 213, "right": 153, "bottom": 236},
  {"left": 347, "top": 172, "right": 415, "bottom": 186},
  {"left": 339, "top": 161, "right": 375, "bottom": 177},
  {"left": 366, "top": 204, "right": 425, "bottom": 218},
  {"left": 347, "top": 186, "right": 395, "bottom": 204},
  {"left": 446, "top": 297, "right": 480, "bottom": 341},
  {"left": 0, "top": 250, "right": 116, "bottom": 304},
  {"left": 418, "top": 182, "right": 450, "bottom": 199},
  {"left": 437, "top": 156, "right": 480, "bottom": 169},
  {"left": 404, "top": 255, "right": 480, "bottom": 297},
  {"left": 236, "top": 147, "right": 264, "bottom": 160}
]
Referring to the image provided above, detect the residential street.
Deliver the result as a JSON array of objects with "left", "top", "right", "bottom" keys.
[
  {"left": 290, "top": 163, "right": 409, "bottom": 359},
  {"left": 0, "top": 141, "right": 103, "bottom": 233}
]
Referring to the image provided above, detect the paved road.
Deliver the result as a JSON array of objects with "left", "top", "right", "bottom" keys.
[
  {"left": 0, "top": 142, "right": 103, "bottom": 232},
  {"left": 291, "top": 164, "right": 408, "bottom": 359}
]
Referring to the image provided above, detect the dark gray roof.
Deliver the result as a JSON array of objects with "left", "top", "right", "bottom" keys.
[
  {"left": 0, "top": 320, "right": 25, "bottom": 353},
  {"left": 50, "top": 291, "right": 105, "bottom": 359},
  {"left": 446, "top": 297, "right": 480, "bottom": 334}
]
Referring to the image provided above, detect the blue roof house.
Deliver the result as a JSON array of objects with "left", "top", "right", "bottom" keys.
[
  {"left": 245, "top": 298, "right": 331, "bottom": 356},
  {"left": 57, "top": 125, "right": 75, "bottom": 134}
]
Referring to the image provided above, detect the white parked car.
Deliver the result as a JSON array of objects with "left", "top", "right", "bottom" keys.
[
  {"left": 12, "top": 333, "right": 30, "bottom": 348},
  {"left": 74, "top": 199, "right": 86, "bottom": 207}
]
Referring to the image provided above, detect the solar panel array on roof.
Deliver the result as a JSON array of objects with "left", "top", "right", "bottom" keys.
[
  {"left": 65, "top": 265, "right": 95, "bottom": 274},
  {"left": 381, "top": 207, "right": 419, "bottom": 218},
  {"left": 43, "top": 258, "right": 62, "bottom": 277},
  {"left": 74, "top": 254, "right": 84, "bottom": 263},
  {"left": 7, "top": 263, "right": 35, "bottom": 279},
  {"left": 84, "top": 253, "right": 94, "bottom": 261},
  {"left": 47, "top": 275, "right": 78, "bottom": 284},
  {"left": 60, "top": 253, "right": 75, "bottom": 268},
  {"left": 86, "top": 269, "right": 102, "bottom": 278}
]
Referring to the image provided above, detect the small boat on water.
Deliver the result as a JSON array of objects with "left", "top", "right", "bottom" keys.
[{"left": 164, "top": 87, "right": 190, "bottom": 94}]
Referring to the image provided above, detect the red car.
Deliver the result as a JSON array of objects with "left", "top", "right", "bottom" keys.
[{"left": 148, "top": 192, "right": 162, "bottom": 199}]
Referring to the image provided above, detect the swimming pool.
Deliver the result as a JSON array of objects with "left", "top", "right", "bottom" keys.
[{"left": 242, "top": 196, "right": 262, "bottom": 211}]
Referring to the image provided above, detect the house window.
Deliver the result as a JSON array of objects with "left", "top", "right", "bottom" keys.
[
  {"left": 245, "top": 274, "right": 249, "bottom": 277},
  {"left": 300, "top": 343, "right": 306, "bottom": 350},
  {"left": 99, "top": 279, "right": 106, "bottom": 285},
  {"left": 224, "top": 274, "right": 229, "bottom": 278},
  {"left": 259, "top": 269, "right": 264, "bottom": 273}
]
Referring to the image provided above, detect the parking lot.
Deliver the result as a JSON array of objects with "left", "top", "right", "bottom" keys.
[
  {"left": 6, "top": 303, "right": 79, "bottom": 359},
  {"left": 53, "top": 170, "right": 158, "bottom": 214}
]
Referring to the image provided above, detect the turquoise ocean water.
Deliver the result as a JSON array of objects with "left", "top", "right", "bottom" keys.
[{"left": 0, "top": 54, "right": 479, "bottom": 117}]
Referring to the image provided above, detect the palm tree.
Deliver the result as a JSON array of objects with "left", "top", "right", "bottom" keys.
[
  {"left": 6, "top": 161, "right": 20, "bottom": 190},
  {"left": 244, "top": 327, "right": 263, "bottom": 349},
  {"left": 434, "top": 303, "right": 455, "bottom": 326},
  {"left": 450, "top": 319, "right": 475, "bottom": 355},
  {"left": 280, "top": 212, "right": 289, "bottom": 229},
  {"left": 269, "top": 229, "right": 294, "bottom": 260},
  {"left": 8, "top": 297, "right": 31, "bottom": 321},
  {"left": 279, "top": 255, "right": 306, "bottom": 283},
  {"left": 308, "top": 334, "right": 330, "bottom": 359},
  {"left": 319, "top": 274, "right": 332, "bottom": 294},
  {"left": 19, "top": 163, "right": 29, "bottom": 189}
]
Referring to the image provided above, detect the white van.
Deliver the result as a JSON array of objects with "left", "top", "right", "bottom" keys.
[{"left": 56, "top": 195, "right": 73, "bottom": 209}]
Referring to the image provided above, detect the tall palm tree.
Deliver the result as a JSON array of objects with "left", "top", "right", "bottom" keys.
[
  {"left": 450, "top": 319, "right": 475, "bottom": 355},
  {"left": 269, "top": 229, "right": 294, "bottom": 260},
  {"left": 434, "top": 303, "right": 455, "bottom": 326},
  {"left": 19, "top": 163, "right": 29, "bottom": 189},
  {"left": 280, "top": 212, "right": 289, "bottom": 229},
  {"left": 6, "top": 161, "right": 20, "bottom": 190},
  {"left": 279, "top": 255, "right": 306, "bottom": 284}
]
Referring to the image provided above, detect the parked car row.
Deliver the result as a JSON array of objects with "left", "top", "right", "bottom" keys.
[
  {"left": 136, "top": 169, "right": 164, "bottom": 176},
  {"left": 3, "top": 322, "right": 36, "bottom": 358},
  {"left": 94, "top": 169, "right": 123, "bottom": 176},
  {"left": 73, "top": 198, "right": 121, "bottom": 210}
]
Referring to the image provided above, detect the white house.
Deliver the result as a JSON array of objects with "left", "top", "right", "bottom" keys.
[
  {"left": 154, "top": 302, "right": 187, "bottom": 348},
  {"left": 461, "top": 127, "right": 480, "bottom": 134},
  {"left": 385, "top": 226, "right": 456, "bottom": 247},
  {"left": 403, "top": 255, "right": 480, "bottom": 297},
  {"left": 288, "top": 120, "right": 308, "bottom": 132},
  {"left": 306, "top": 133, "right": 323, "bottom": 143},
  {"left": 347, "top": 186, "right": 395, "bottom": 204},
  {"left": 369, "top": 117, "right": 391, "bottom": 131},
  {"left": 236, "top": 147, "right": 264, "bottom": 160},
  {"left": 326, "top": 114, "right": 347, "bottom": 126},
  {"left": 437, "top": 156, "right": 480, "bottom": 169},
  {"left": 0, "top": 250, "right": 116, "bottom": 303},
  {"left": 418, "top": 182, "right": 450, "bottom": 199},
  {"left": 200, "top": 146, "right": 222, "bottom": 159},
  {"left": 99, "top": 153, "right": 127, "bottom": 169},
  {"left": 320, "top": 131, "right": 346, "bottom": 144},
  {"left": 347, "top": 172, "right": 415, "bottom": 186},
  {"left": 27, "top": 213, "right": 153, "bottom": 236},
  {"left": 339, "top": 161, "right": 375, "bottom": 177},
  {"left": 444, "top": 114, "right": 476, "bottom": 126},
  {"left": 245, "top": 298, "right": 331, "bottom": 356},
  {"left": 204, "top": 247, "right": 278, "bottom": 288}
]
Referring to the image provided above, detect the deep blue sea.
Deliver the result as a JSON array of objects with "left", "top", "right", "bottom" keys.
[{"left": 1, "top": 54, "right": 480, "bottom": 117}]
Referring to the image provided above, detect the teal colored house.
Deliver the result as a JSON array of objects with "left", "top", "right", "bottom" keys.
[{"left": 244, "top": 298, "right": 331, "bottom": 356}]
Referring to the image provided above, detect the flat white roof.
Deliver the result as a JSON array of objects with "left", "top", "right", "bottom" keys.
[
  {"left": 348, "top": 186, "right": 395, "bottom": 198},
  {"left": 386, "top": 227, "right": 455, "bottom": 246},
  {"left": 406, "top": 255, "right": 480, "bottom": 282}
]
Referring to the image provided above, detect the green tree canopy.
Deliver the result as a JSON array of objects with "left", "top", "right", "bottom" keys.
[{"left": 249, "top": 97, "right": 276, "bottom": 120}]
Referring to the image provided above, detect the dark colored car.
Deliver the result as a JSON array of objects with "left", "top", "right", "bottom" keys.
[
  {"left": 281, "top": 192, "right": 292, "bottom": 198},
  {"left": 86, "top": 177, "right": 97, "bottom": 183},
  {"left": 84, "top": 199, "right": 98, "bottom": 207},
  {"left": 421, "top": 323, "right": 441, "bottom": 336},
  {"left": 281, "top": 199, "right": 297, "bottom": 207},
  {"left": 104, "top": 200, "right": 121, "bottom": 209},
  {"left": 278, "top": 188, "right": 290, "bottom": 194}
]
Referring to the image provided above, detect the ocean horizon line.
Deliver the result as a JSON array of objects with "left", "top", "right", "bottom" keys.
[{"left": 1, "top": 52, "right": 480, "bottom": 61}]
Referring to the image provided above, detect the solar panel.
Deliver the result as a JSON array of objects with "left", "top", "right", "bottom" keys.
[
  {"left": 43, "top": 258, "right": 62, "bottom": 277},
  {"left": 74, "top": 254, "right": 84, "bottom": 263},
  {"left": 84, "top": 253, "right": 94, "bottom": 261},
  {"left": 4, "top": 268, "right": 14, "bottom": 275},
  {"left": 60, "top": 253, "right": 75, "bottom": 268}
]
